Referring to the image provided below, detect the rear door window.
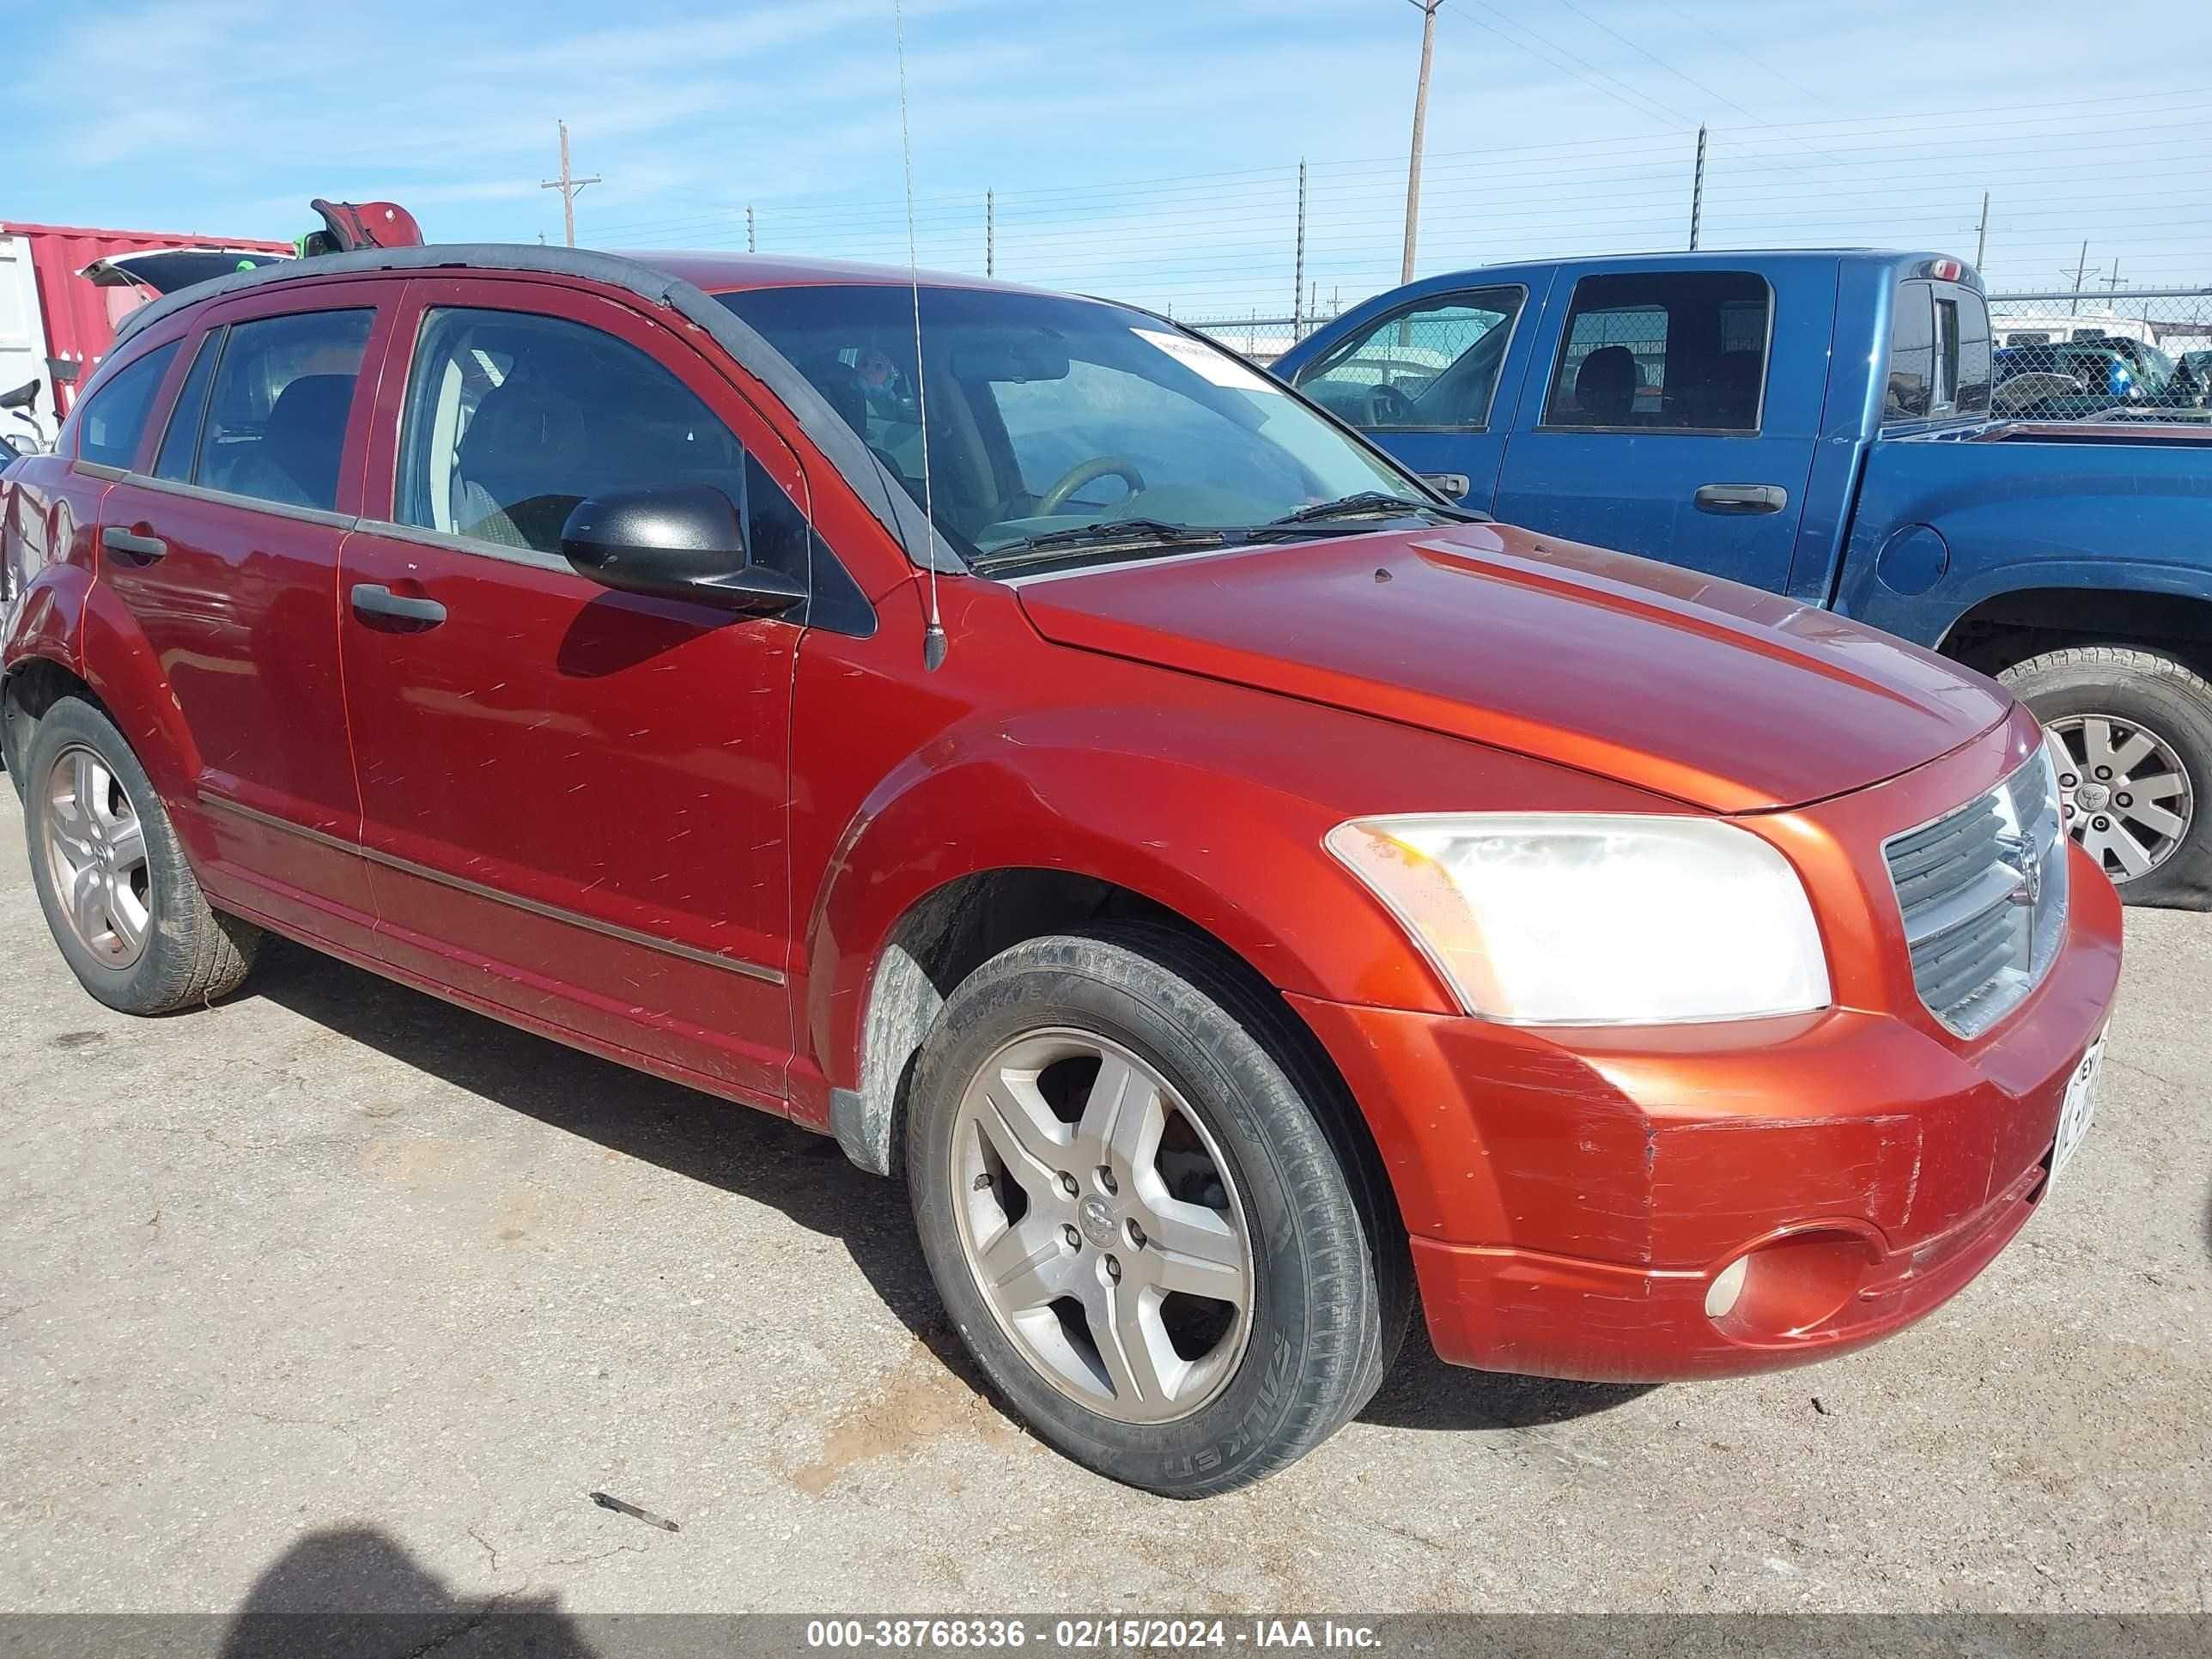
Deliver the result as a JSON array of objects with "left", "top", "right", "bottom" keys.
[
  {"left": 75, "top": 341, "right": 180, "bottom": 468},
  {"left": 1540, "top": 270, "right": 1769, "bottom": 432},
  {"left": 1293, "top": 286, "right": 1525, "bottom": 429},
  {"left": 154, "top": 330, "right": 222, "bottom": 481},
  {"left": 198, "top": 309, "right": 374, "bottom": 512}
]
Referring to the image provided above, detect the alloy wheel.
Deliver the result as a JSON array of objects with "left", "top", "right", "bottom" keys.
[
  {"left": 2046, "top": 714, "right": 2195, "bottom": 883},
  {"left": 948, "top": 1027, "right": 1255, "bottom": 1425},
  {"left": 44, "top": 744, "right": 154, "bottom": 968}
]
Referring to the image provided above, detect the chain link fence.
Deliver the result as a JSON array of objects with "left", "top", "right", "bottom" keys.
[
  {"left": 1984, "top": 289, "right": 2212, "bottom": 419},
  {"left": 1186, "top": 287, "right": 2212, "bottom": 422}
]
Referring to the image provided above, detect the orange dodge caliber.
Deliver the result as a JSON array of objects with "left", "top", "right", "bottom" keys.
[{"left": 0, "top": 247, "right": 2123, "bottom": 1495}]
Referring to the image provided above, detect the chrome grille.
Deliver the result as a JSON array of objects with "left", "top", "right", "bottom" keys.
[{"left": 1884, "top": 746, "right": 2069, "bottom": 1038}]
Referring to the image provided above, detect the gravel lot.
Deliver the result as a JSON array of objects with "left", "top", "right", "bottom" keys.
[{"left": 2, "top": 782, "right": 2208, "bottom": 1619}]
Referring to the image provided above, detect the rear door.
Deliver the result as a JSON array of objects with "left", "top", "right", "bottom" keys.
[
  {"left": 93, "top": 282, "right": 404, "bottom": 946},
  {"left": 1492, "top": 264, "right": 1826, "bottom": 592},
  {"left": 1286, "top": 280, "right": 1539, "bottom": 509},
  {"left": 338, "top": 276, "right": 807, "bottom": 1106}
]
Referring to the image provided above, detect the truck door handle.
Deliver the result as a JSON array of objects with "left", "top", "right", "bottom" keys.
[
  {"left": 100, "top": 526, "right": 167, "bottom": 561},
  {"left": 350, "top": 583, "right": 447, "bottom": 626},
  {"left": 1694, "top": 483, "right": 1788, "bottom": 515},
  {"left": 1419, "top": 471, "right": 1474, "bottom": 501}
]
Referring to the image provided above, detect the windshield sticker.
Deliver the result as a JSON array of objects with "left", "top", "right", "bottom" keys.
[{"left": 1134, "top": 328, "right": 1280, "bottom": 393}]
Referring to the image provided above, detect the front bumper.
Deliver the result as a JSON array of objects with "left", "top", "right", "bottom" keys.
[{"left": 1291, "top": 839, "right": 2124, "bottom": 1383}]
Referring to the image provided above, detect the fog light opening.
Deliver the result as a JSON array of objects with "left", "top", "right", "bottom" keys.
[{"left": 1704, "top": 1255, "right": 1750, "bottom": 1321}]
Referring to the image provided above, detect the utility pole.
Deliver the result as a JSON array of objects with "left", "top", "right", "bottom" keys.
[
  {"left": 2065, "top": 240, "right": 2095, "bottom": 316},
  {"left": 986, "top": 190, "right": 995, "bottom": 278},
  {"left": 1292, "top": 160, "right": 1308, "bottom": 337},
  {"left": 746, "top": 205, "right": 756, "bottom": 253},
  {"left": 1401, "top": 0, "right": 1441, "bottom": 286},
  {"left": 1973, "top": 191, "right": 1989, "bottom": 271},
  {"left": 1688, "top": 125, "right": 1707, "bottom": 252},
  {"left": 540, "top": 120, "right": 601, "bottom": 248}
]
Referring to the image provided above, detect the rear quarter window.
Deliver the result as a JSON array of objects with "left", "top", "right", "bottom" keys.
[{"left": 74, "top": 341, "right": 181, "bottom": 468}]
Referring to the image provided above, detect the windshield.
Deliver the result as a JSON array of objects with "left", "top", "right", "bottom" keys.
[{"left": 716, "top": 284, "right": 1420, "bottom": 566}]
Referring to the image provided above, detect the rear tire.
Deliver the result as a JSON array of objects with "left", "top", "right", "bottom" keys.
[
  {"left": 23, "top": 696, "right": 260, "bottom": 1012},
  {"left": 1999, "top": 645, "right": 2212, "bottom": 909},
  {"left": 906, "top": 924, "right": 1408, "bottom": 1497}
]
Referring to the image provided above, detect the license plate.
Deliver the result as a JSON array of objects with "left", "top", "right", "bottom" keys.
[{"left": 2051, "top": 1031, "right": 2106, "bottom": 1182}]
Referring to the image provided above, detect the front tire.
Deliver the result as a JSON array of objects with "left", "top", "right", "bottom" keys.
[
  {"left": 2000, "top": 645, "right": 2212, "bottom": 909},
  {"left": 23, "top": 696, "right": 260, "bottom": 1012},
  {"left": 906, "top": 925, "right": 1407, "bottom": 1497}
]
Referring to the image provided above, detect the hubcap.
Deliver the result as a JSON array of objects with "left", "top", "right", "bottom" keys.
[
  {"left": 2046, "top": 715, "right": 2195, "bottom": 884},
  {"left": 949, "top": 1028, "right": 1254, "bottom": 1425},
  {"left": 43, "top": 744, "right": 153, "bottom": 969}
]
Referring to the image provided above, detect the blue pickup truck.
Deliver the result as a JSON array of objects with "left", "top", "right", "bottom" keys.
[{"left": 1274, "top": 250, "right": 2212, "bottom": 908}]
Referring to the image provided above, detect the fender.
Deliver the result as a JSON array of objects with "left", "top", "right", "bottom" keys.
[
  {"left": 68, "top": 574, "right": 208, "bottom": 817},
  {"left": 2, "top": 562, "right": 90, "bottom": 683},
  {"left": 804, "top": 723, "right": 1474, "bottom": 1088},
  {"left": 797, "top": 688, "right": 1669, "bottom": 1182}
]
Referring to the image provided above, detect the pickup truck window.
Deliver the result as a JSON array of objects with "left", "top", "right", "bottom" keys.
[
  {"left": 1540, "top": 271, "right": 1768, "bottom": 434},
  {"left": 74, "top": 341, "right": 180, "bottom": 469},
  {"left": 1887, "top": 282, "right": 1990, "bottom": 421},
  {"left": 1291, "top": 287, "right": 1524, "bottom": 430},
  {"left": 1933, "top": 297, "right": 1960, "bottom": 410},
  {"left": 1886, "top": 284, "right": 1935, "bottom": 420}
]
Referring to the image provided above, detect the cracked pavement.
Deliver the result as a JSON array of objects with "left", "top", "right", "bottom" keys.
[{"left": 1, "top": 786, "right": 2208, "bottom": 1615}]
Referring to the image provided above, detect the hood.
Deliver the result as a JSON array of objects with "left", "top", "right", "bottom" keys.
[{"left": 1013, "top": 524, "right": 2010, "bottom": 814}]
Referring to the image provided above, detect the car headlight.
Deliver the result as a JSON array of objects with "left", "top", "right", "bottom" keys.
[{"left": 1324, "top": 814, "right": 1832, "bottom": 1025}]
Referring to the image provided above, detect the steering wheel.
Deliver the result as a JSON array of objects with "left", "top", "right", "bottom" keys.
[
  {"left": 1367, "top": 383, "right": 1413, "bottom": 425},
  {"left": 1036, "top": 454, "right": 1146, "bottom": 516}
]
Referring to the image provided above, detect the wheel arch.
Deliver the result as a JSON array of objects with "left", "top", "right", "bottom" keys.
[
  {"left": 1, "top": 653, "right": 106, "bottom": 793},
  {"left": 1936, "top": 582, "right": 2212, "bottom": 681},
  {"left": 823, "top": 866, "right": 1407, "bottom": 1236}
]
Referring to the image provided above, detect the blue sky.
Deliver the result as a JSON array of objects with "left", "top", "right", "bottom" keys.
[{"left": 8, "top": 0, "right": 2211, "bottom": 315}]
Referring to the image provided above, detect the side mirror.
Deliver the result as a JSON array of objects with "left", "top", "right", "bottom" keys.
[
  {"left": 46, "top": 358, "right": 81, "bottom": 386},
  {"left": 560, "top": 484, "right": 805, "bottom": 616},
  {"left": 0, "top": 381, "right": 38, "bottom": 413}
]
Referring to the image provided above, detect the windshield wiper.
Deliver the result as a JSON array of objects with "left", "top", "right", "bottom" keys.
[
  {"left": 968, "top": 518, "right": 1225, "bottom": 574},
  {"left": 1256, "top": 490, "right": 1483, "bottom": 530}
]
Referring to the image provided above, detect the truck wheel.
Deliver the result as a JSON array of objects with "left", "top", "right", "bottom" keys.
[
  {"left": 2000, "top": 645, "right": 2212, "bottom": 909},
  {"left": 22, "top": 696, "right": 261, "bottom": 1012},
  {"left": 905, "top": 924, "right": 1410, "bottom": 1497}
]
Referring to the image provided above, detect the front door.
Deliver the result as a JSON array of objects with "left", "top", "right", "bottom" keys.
[
  {"left": 1286, "top": 280, "right": 1540, "bottom": 511},
  {"left": 93, "top": 288, "right": 402, "bottom": 944},
  {"left": 1493, "top": 264, "right": 1827, "bottom": 592},
  {"left": 339, "top": 279, "right": 802, "bottom": 1104}
]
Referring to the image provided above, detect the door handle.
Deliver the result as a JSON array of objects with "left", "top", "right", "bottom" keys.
[
  {"left": 100, "top": 526, "right": 167, "bottom": 560},
  {"left": 1693, "top": 483, "right": 1788, "bottom": 515},
  {"left": 350, "top": 583, "right": 447, "bottom": 626},
  {"left": 1419, "top": 471, "right": 1474, "bottom": 501}
]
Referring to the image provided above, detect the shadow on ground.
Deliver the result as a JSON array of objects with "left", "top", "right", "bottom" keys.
[
  {"left": 220, "top": 1528, "right": 594, "bottom": 1658},
  {"left": 253, "top": 939, "right": 1650, "bottom": 1443}
]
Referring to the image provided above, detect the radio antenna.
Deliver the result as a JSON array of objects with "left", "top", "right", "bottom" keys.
[{"left": 893, "top": 0, "right": 947, "bottom": 671}]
